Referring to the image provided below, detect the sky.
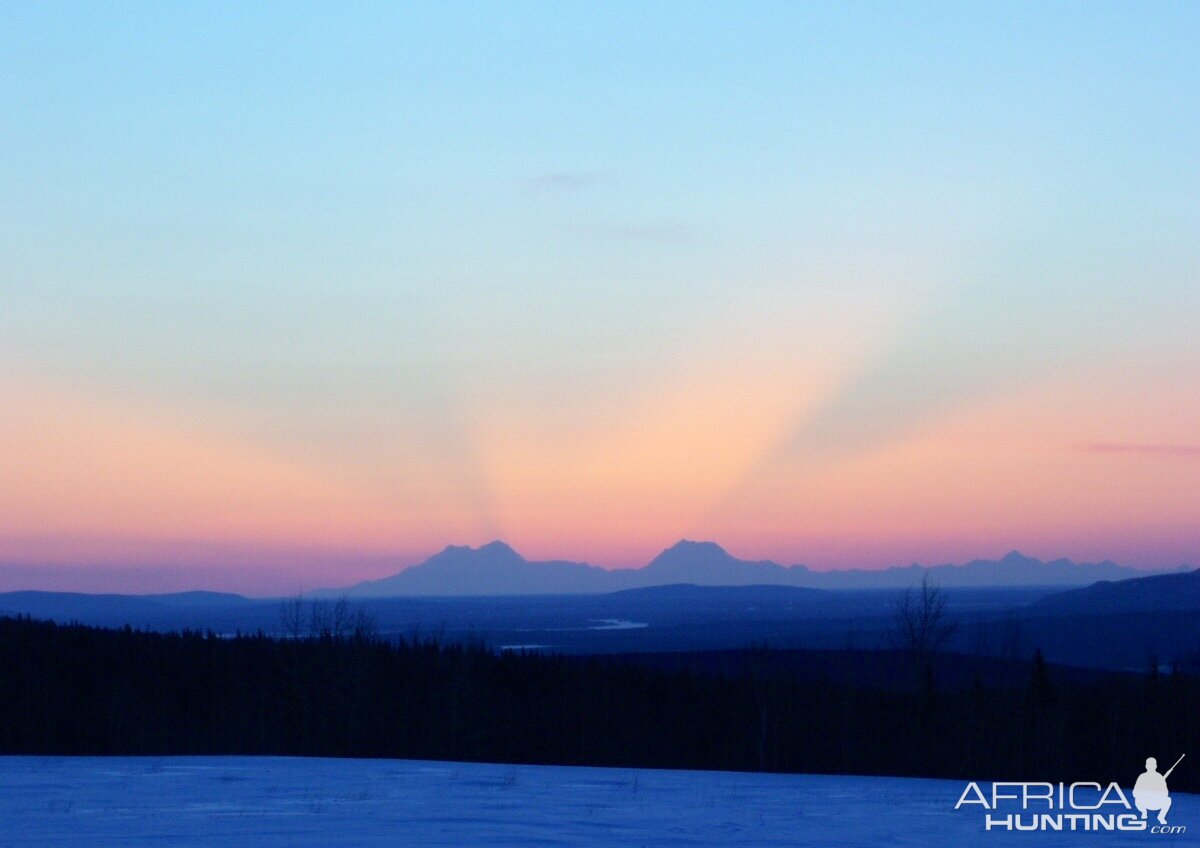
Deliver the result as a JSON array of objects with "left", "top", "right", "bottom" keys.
[{"left": 1, "top": 2, "right": 1198, "bottom": 593}]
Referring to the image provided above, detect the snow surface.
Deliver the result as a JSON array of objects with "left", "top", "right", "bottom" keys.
[{"left": 0, "top": 756, "right": 1196, "bottom": 846}]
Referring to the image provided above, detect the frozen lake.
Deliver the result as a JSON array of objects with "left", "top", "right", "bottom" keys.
[{"left": 0, "top": 756, "right": 1195, "bottom": 846}]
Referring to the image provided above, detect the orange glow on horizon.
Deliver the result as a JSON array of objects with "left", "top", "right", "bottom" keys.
[{"left": 1, "top": 355, "right": 1197, "bottom": 587}]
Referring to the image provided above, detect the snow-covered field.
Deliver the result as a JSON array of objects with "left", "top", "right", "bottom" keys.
[{"left": 1, "top": 756, "right": 1195, "bottom": 846}]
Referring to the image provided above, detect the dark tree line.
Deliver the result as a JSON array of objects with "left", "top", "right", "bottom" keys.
[{"left": 0, "top": 616, "right": 1195, "bottom": 791}]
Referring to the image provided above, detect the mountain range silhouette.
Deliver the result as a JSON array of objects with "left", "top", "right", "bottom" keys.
[{"left": 331, "top": 540, "right": 1180, "bottom": 597}]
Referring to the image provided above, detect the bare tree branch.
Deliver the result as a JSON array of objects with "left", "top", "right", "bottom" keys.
[
  {"left": 279, "top": 594, "right": 305, "bottom": 639},
  {"left": 891, "top": 573, "right": 957, "bottom": 659}
]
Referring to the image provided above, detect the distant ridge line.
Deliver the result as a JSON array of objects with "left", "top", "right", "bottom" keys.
[{"left": 325, "top": 539, "right": 1184, "bottom": 597}]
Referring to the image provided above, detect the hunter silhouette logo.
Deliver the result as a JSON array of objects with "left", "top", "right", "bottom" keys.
[
  {"left": 954, "top": 754, "right": 1187, "bottom": 834},
  {"left": 1135, "top": 755, "right": 1184, "bottom": 825}
]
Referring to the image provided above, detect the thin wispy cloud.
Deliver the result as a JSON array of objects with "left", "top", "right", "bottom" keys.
[
  {"left": 522, "top": 171, "right": 606, "bottom": 192},
  {"left": 569, "top": 220, "right": 693, "bottom": 243},
  {"left": 1085, "top": 443, "right": 1200, "bottom": 457}
]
